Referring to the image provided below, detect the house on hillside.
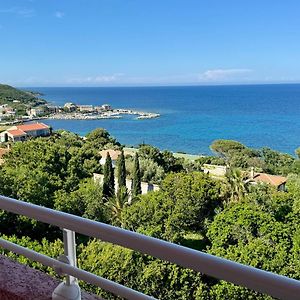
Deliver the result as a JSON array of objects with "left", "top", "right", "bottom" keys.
[
  {"left": 202, "top": 163, "right": 287, "bottom": 191},
  {"left": 99, "top": 149, "right": 122, "bottom": 167},
  {"left": 247, "top": 168, "right": 287, "bottom": 191},
  {"left": 0, "top": 123, "right": 51, "bottom": 143},
  {"left": 0, "top": 105, "right": 16, "bottom": 120},
  {"left": 27, "top": 107, "right": 45, "bottom": 118}
]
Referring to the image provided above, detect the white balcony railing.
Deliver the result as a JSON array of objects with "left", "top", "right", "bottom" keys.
[{"left": 1, "top": 194, "right": 300, "bottom": 300}]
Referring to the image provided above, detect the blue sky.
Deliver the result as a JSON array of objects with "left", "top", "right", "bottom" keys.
[{"left": 0, "top": 0, "right": 300, "bottom": 86}]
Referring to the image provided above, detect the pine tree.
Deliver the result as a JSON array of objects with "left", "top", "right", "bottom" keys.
[
  {"left": 117, "top": 150, "right": 126, "bottom": 189},
  {"left": 103, "top": 153, "right": 115, "bottom": 199},
  {"left": 132, "top": 153, "right": 142, "bottom": 198}
]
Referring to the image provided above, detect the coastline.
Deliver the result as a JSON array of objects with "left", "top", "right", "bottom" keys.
[
  {"left": 0, "top": 106, "right": 160, "bottom": 126},
  {"left": 47, "top": 109, "right": 160, "bottom": 120},
  {"left": 3, "top": 85, "right": 300, "bottom": 155}
]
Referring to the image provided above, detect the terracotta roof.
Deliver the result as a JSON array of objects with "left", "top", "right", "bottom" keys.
[
  {"left": 16, "top": 123, "right": 49, "bottom": 132},
  {"left": 99, "top": 149, "right": 121, "bottom": 160},
  {"left": 252, "top": 173, "right": 287, "bottom": 187},
  {"left": 7, "top": 129, "right": 27, "bottom": 137},
  {"left": 0, "top": 148, "right": 9, "bottom": 158}
]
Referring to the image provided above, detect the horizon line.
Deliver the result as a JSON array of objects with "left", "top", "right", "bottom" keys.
[{"left": 16, "top": 82, "right": 300, "bottom": 89}]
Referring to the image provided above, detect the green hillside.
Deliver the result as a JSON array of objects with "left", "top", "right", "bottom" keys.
[{"left": 0, "top": 84, "right": 46, "bottom": 106}]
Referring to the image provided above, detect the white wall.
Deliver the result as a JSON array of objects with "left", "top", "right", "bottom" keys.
[{"left": 93, "top": 173, "right": 160, "bottom": 195}]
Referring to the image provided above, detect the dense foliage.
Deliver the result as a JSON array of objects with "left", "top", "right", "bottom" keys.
[
  {"left": 211, "top": 139, "right": 299, "bottom": 175},
  {"left": 1, "top": 133, "right": 300, "bottom": 299}
]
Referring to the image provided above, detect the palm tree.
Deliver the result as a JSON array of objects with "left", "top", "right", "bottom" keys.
[
  {"left": 105, "top": 186, "right": 130, "bottom": 228},
  {"left": 225, "top": 167, "right": 249, "bottom": 202}
]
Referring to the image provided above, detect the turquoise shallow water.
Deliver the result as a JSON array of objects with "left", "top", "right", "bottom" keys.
[{"left": 25, "top": 84, "right": 300, "bottom": 155}]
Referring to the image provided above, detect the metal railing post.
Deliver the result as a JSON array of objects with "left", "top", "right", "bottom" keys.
[
  {"left": 63, "top": 229, "right": 77, "bottom": 284},
  {"left": 52, "top": 229, "right": 81, "bottom": 300}
]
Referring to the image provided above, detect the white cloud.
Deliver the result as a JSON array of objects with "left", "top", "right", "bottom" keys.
[
  {"left": 2, "top": 70, "right": 262, "bottom": 87},
  {"left": 54, "top": 11, "right": 65, "bottom": 18},
  {"left": 0, "top": 7, "right": 35, "bottom": 18},
  {"left": 66, "top": 73, "right": 124, "bottom": 84},
  {"left": 198, "top": 69, "right": 252, "bottom": 81}
]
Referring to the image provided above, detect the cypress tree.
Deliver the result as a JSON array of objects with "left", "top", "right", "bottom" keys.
[
  {"left": 117, "top": 150, "right": 126, "bottom": 189},
  {"left": 103, "top": 153, "right": 115, "bottom": 199},
  {"left": 132, "top": 153, "right": 142, "bottom": 197}
]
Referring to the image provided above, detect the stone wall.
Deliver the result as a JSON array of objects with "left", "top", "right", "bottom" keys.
[{"left": 202, "top": 164, "right": 227, "bottom": 177}]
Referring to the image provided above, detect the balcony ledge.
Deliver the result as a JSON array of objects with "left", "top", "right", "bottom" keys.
[{"left": 0, "top": 255, "right": 102, "bottom": 300}]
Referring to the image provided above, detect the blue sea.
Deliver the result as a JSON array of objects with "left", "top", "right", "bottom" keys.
[{"left": 25, "top": 84, "right": 300, "bottom": 155}]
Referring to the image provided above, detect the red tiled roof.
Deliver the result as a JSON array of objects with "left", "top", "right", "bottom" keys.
[
  {"left": 99, "top": 149, "right": 121, "bottom": 160},
  {"left": 16, "top": 123, "right": 49, "bottom": 132},
  {"left": 252, "top": 173, "right": 287, "bottom": 187},
  {"left": 7, "top": 129, "right": 27, "bottom": 137}
]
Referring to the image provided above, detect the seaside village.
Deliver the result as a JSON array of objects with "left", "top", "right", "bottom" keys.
[
  {"left": 0, "top": 102, "right": 113, "bottom": 121},
  {"left": 0, "top": 123, "right": 288, "bottom": 195},
  {"left": 0, "top": 101, "right": 159, "bottom": 123}
]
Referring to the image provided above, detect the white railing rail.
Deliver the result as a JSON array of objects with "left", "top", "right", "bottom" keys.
[{"left": 1, "top": 194, "right": 300, "bottom": 300}]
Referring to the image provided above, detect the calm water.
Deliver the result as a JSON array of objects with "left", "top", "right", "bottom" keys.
[{"left": 26, "top": 85, "right": 300, "bottom": 155}]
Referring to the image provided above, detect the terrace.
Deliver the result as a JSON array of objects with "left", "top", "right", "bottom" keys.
[{"left": 0, "top": 194, "right": 299, "bottom": 300}]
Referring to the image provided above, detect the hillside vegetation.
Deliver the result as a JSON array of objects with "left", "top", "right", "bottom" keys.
[
  {"left": 2, "top": 133, "right": 300, "bottom": 299},
  {"left": 0, "top": 83, "right": 46, "bottom": 107}
]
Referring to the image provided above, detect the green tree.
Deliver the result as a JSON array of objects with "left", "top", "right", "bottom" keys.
[
  {"left": 161, "top": 172, "right": 222, "bottom": 235},
  {"left": 85, "top": 128, "right": 119, "bottom": 149},
  {"left": 132, "top": 153, "right": 142, "bottom": 198},
  {"left": 161, "top": 150, "right": 184, "bottom": 173},
  {"left": 139, "top": 158, "right": 165, "bottom": 183},
  {"left": 210, "top": 140, "right": 246, "bottom": 158},
  {"left": 138, "top": 144, "right": 162, "bottom": 164},
  {"left": 54, "top": 179, "right": 105, "bottom": 222},
  {"left": 261, "top": 147, "right": 295, "bottom": 175},
  {"left": 117, "top": 150, "right": 126, "bottom": 188},
  {"left": 225, "top": 167, "right": 248, "bottom": 202},
  {"left": 122, "top": 191, "right": 171, "bottom": 239},
  {"left": 105, "top": 186, "right": 130, "bottom": 228},
  {"left": 124, "top": 172, "right": 222, "bottom": 242},
  {"left": 206, "top": 202, "right": 294, "bottom": 299},
  {"left": 102, "top": 153, "right": 115, "bottom": 200},
  {"left": 210, "top": 140, "right": 262, "bottom": 169}
]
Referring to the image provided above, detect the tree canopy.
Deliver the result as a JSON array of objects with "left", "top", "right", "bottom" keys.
[{"left": 1, "top": 129, "right": 300, "bottom": 299}]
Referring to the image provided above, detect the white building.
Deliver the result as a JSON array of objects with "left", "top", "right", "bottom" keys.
[
  {"left": 93, "top": 173, "right": 160, "bottom": 196},
  {"left": 27, "top": 107, "right": 44, "bottom": 118},
  {"left": 101, "top": 104, "right": 112, "bottom": 111},
  {"left": 64, "top": 102, "right": 77, "bottom": 112},
  {"left": 0, "top": 123, "right": 51, "bottom": 143},
  {"left": 99, "top": 149, "right": 122, "bottom": 167},
  {"left": 78, "top": 105, "right": 94, "bottom": 112}
]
